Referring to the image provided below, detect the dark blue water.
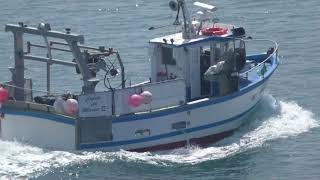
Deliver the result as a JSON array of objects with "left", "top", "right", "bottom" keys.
[{"left": 0, "top": 0, "right": 319, "bottom": 179}]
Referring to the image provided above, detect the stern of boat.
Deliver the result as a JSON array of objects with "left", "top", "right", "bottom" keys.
[{"left": 0, "top": 101, "right": 76, "bottom": 150}]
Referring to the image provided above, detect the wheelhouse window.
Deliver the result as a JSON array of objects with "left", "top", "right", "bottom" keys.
[{"left": 161, "top": 46, "right": 176, "bottom": 65}]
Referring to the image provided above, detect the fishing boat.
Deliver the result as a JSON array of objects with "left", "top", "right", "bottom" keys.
[{"left": 0, "top": 0, "right": 279, "bottom": 152}]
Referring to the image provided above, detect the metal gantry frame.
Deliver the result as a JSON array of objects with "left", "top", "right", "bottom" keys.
[{"left": 5, "top": 22, "right": 125, "bottom": 101}]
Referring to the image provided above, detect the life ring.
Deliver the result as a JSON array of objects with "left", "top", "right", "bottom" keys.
[{"left": 201, "top": 27, "right": 228, "bottom": 36}]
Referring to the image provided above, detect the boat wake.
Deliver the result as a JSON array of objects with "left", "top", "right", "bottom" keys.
[{"left": 0, "top": 95, "right": 318, "bottom": 178}]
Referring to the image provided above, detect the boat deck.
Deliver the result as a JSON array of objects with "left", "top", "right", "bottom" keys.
[{"left": 239, "top": 52, "right": 277, "bottom": 90}]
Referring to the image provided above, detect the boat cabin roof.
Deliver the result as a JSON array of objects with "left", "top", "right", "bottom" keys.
[
  {"left": 149, "top": 32, "right": 233, "bottom": 48},
  {"left": 149, "top": 24, "right": 236, "bottom": 48}
]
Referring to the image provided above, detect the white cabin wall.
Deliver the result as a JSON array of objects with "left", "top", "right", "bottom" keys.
[
  {"left": 172, "top": 48, "right": 186, "bottom": 79},
  {"left": 150, "top": 44, "right": 187, "bottom": 83},
  {"left": 174, "top": 47, "right": 191, "bottom": 99},
  {"left": 149, "top": 43, "right": 161, "bottom": 82},
  {"left": 114, "top": 79, "right": 186, "bottom": 115},
  {"left": 149, "top": 43, "right": 201, "bottom": 100},
  {"left": 188, "top": 47, "right": 201, "bottom": 99},
  {"left": 158, "top": 48, "right": 187, "bottom": 81},
  {"left": 170, "top": 47, "right": 201, "bottom": 100}
]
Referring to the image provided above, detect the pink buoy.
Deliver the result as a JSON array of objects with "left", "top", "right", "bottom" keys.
[
  {"left": 128, "top": 94, "right": 144, "bottom": 108},
  {"left": 140, "top": 91, "right": 152, "bottom": 104},
  {"left": 0, "top": 87, "right": 9, "bottom": 104},
  {"left": 63, "top": 98, "right": 78, "bottom": 115}
]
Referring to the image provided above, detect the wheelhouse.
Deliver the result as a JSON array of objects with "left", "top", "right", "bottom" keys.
[{"left": 149, "top": 33, "right": 246, "bottom": 101}]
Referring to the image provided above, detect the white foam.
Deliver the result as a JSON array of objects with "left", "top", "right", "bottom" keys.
[{"left": 0, "top": 95, "right": 318, "bottom": 178}]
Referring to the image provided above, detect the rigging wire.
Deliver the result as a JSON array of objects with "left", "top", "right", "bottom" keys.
[{"left": 0, "top": 82, "right": 72, "bottom": 97}]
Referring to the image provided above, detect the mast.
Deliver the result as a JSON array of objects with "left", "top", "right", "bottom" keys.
[{"left": 178, "top": 0, "right": 196, "bottom": 39}]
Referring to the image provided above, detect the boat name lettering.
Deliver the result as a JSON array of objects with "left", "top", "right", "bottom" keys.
[
  {"left": 84, "top": 96, "right": 101, "bottom": 103},
  {"left": 79, "top": 93, "right": 112, "bottom": 117},
  {"left": 81, "top": 107, "right": 100, "bottom": 113}
]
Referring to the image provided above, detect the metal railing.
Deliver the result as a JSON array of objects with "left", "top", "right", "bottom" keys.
[{"left": 240, "top": 39, "right": 279, "bottom": 79}]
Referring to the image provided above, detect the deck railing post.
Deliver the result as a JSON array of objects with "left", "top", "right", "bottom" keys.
[
  {"left": 276, "top": 49, "right": 278, "bottom": 64},
  {"left": 46, "top": 61, "right": 50, "bottom": 96},
  {"left": 12, "top": 31, "right": 25, "bottom": 101},
  {"left": 38, "top": 23, "right": 54, "bottom": 96},
  {"left": 263, "top": 62, "right": 266, "bottom": 78}
]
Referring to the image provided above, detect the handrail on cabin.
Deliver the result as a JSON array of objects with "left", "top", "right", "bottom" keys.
[{"left": 240, "top": 39, "right": 279, "bottom": 77}]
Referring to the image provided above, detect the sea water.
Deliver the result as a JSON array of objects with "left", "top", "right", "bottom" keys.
[{"left": 0, "top": 0, "right": 319, "bottom": 179}]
